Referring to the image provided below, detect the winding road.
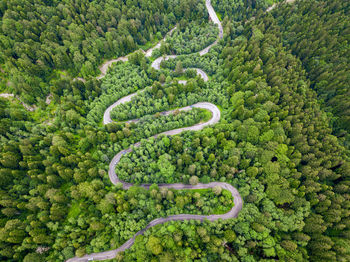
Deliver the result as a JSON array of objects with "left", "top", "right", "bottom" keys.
[
  {"left": 96, "top": 26, "right": 177, "bottom": 80},
  {"left": 151, "top": 0, "right": 223, "bottom": 70},
  {"left": 67, "top": 1, "right": 243, "bottom": 261}
]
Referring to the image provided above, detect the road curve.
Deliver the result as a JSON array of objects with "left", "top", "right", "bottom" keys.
[
  {"left": 95, "top": 26, "right": 178, "bottom": 80},
  {"left": 76, "top": 0, "right": 219, "bottom": 82},
  {"left": 67, "top": 183, "right": 241, "bottom": 262},
  {"left": 102, "top": 67, "right": 209, "bottom": 125},
  {"left": 151, "top": 0, "right": 223, "bottom": 70},
  {"left": 67, "top": 1, "right": 243, "bottom": 262},
  {"left": 145, "top": 26, "right": 177, "bottom": 58},
  {"left": 70, "top": 100, "right": 243, "bottom": 262},
  {"left": 107, "top": 102, "right": 222, "bottom": 188}
]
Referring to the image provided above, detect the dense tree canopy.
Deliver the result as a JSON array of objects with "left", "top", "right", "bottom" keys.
[
  {"left": 0, "top": 0, "right": 207, "bottom": 103},
  {"left": 153, "top": 20, "right": 219, "bottom": 56},
  {"left": 212, "top": 0, "right": 283, "bottom": 21},
  {"left": 270, "top": 0, "right": 350, "bottom": 140},
  {"left": 0, "top": 0, "right": 349, "bottom": 261}
]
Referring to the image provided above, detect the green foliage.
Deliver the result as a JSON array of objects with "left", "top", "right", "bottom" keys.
[
  {"left": 23, "top": 253, "right": 45, "bottom": 262},
  {"left": 67, "top": 201, "right": 81, "bottom": 219},
  {"left": 271, "top": 0, "right": 350, "bottom": 139},
  {"left": 164, "top": 21, "right": 219, "bottom": 55},
  {"left": 147, "top": 236, "right": 163, "bottom": 255},
  {"left": 212, "top": 0, "right": 282, "bottom": 21},
  {"left": 108, "top": 106, "right": 209, "bottom": 146},
  {"left": 109, "top": 80, "right": 205, "bottom": 121},
  {"left": 0, "top": 0, "right": 349, "bottom": 262},
  {"left": 0, "top": 0, "right": 207, "bottom": 103},
  {"left": 87, "top": 63, "right": 152, "bottom": 124}
]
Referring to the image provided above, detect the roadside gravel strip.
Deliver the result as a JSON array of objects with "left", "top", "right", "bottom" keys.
[{"left": 67, "top": 1, "right": 243, "bottom": 261}]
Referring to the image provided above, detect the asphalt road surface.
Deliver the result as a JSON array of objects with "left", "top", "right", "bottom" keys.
[{"left": 66, "top": 1, "right": 243, "bottom": 262}]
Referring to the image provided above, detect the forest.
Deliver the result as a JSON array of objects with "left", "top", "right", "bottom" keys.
[
  {"left": 154, "top": 21, "right": 219, "bottom": 56},
  {"left": 0, "top": 0, "right": 350, "bottom": 261},
  {"left": 0, "top": 0, "right": 207, "bottom": 103},
  {"left": 271, "top": 0, "right": 350, "bottom": 142}
]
